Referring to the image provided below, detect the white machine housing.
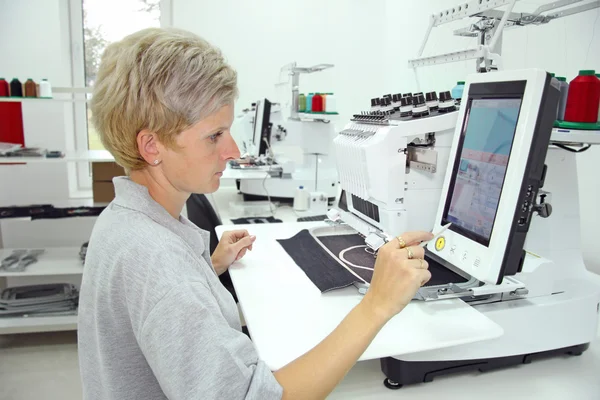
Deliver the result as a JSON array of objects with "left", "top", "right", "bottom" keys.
[
  {"left": 235, "top": 63, "right": 340, "bottom": 201},
  {"left": 334, "top": 111, "right": 458, "bottom": 239}
]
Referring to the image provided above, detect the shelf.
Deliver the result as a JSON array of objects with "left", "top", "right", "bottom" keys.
[
  {"left": 0, "top": 314, "right": 77, "bottom": 334},
  {"left": 0, "top": 96, "right": 88, "bottom": 103},
  {"left": 0, "top": 149, "right": 114, "bottom": 163},
  {"left": 0, "top": 247, "right": 84, "bottom": 277},
  {"left": 296, "top": 112, "right": 339, "bottom": 121},
  {"left": 550, "top": 128, "right": 600, "bottom": 145}
]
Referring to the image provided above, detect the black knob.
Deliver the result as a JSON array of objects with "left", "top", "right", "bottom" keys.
[
  {"left": 412, "top": 93, "right": 426, "bottom": 107},
  {"left": 384, "top": 94, "right": 392, "bottom": 99},
  {"left": 392, "top": 93, "right": 399, "bottom": 102},
  {"left": 439, "top": 91, "right": 452, "bottom": 102},
  {"left": 402, "top": 92, "right": 412, "bottom": 98},
  {"left": 426, "top": 91, "right": 438, "bottom": 102},
  {"left": 371, "top": 98, "right": 380, "bottom": 107},
  {"left": 400, "top": 96, "right": 411, "bottom": 107},
  {"left": 533, "top": 202, "right": 553, "bottom": 218}
]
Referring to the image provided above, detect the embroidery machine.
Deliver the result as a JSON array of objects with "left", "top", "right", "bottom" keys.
[
  {"left": 230, "top": 63, "right": 339, "bottom": 204},
  {"left": 325, "top": 68, "right": 600, "bottom": 387},
  {"left": 316, "top": 0, "right": 600, "bottom": 387}
]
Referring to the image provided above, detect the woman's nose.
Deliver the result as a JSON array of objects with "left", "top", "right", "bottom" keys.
[{"left": 222, "top": 134, "right": 241, "bottom": 160}]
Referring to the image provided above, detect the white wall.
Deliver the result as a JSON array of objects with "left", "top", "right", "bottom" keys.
[{"left": 173, "top": 0, "right": 388, "bottom": 126}]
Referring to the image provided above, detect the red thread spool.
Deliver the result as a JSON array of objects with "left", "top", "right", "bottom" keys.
[
  {"left": 564, "top": 70, "right": 600, "bottom": 123},
  {"left": 311, "top": 93, "right": 323, "bottom": 112},
  {"left": 0, "top": 78, "right": 8, "bottom": 97}
]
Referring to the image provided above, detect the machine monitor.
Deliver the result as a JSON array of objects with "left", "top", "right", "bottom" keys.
[
  {"left": 252, "top": 98, "right": 273, "bottom": 157},
  {"left": 444, "top": 97, "right": 522, "bottom": 246},
  {"left": 427, "top": 69, "right": 560, "bottom": 285}
]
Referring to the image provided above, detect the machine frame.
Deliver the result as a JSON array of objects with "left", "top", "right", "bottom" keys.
[{"left": 427, "top": 69, "right": 560, "bottom": 285}]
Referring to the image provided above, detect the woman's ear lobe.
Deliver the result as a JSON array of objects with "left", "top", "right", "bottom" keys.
[{"left": 137, "top": 130, "right": 161, "bottom": 165}]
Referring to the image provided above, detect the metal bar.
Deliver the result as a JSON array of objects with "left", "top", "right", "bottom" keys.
[
  {"left": 489, "top": 0, "right": 517, "bottom": 51},
  {"left": 432, "top": 0, "right": 514, "bottom": 26},
  {"left": 409, "top": 47, "right": 484, "bottom": 68},
  {"left": 290, "top": 71, "right": 299, "bottom": 120},
  {"left": 477, "top": 9, "right": 524, "bottom": 21},
  {"left": 53, "top": 87, "right": 93, "bottom": 94},
  {"left": 417, "top": 15, "right": 436, "bottom": 57},
  {"left": 454, "top": 27, "right": 479, "bottom": 37},
  {"left": 533, "top": 0, "right": 583, "bottom": 15},
  {"left": 547, "top": 1, "right": 600, "bottom": 20}
]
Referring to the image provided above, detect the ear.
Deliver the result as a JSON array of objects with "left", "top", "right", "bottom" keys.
[{"left": 136, "top": 129, "right": 161, "bottom": 165}]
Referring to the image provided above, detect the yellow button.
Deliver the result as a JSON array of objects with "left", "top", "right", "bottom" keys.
[{"left": 435, "top": 236, "right": 446, "bottom": 251}]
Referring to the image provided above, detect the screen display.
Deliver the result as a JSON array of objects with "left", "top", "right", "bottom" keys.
[{"left": 445, "top": 98, "right": 522, "bottom": 245}]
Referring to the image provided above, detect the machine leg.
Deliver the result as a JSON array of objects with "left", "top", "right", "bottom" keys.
[{"left": 383, "top": 378, "right": 403, "bottom": 390}]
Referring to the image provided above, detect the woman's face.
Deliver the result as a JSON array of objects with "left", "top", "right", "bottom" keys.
[{"left": 159, "top": 104, "right": 240, "bottom": 194}]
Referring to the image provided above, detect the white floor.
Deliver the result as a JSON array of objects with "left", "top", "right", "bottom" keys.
[
  {"left": 0, "top": 331, "right": 82, "bottom": 400},
  {"left": 1, "top": 328, "right": 600, "bottom": 400}
]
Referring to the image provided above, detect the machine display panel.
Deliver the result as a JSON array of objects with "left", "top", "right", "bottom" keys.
[{"left": 443, "top": 97, "right": 522, "bottom": 246}]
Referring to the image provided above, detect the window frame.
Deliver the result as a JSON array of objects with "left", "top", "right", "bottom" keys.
[{"left": 66, "top": 0, "right": 172, "bottom": 197}]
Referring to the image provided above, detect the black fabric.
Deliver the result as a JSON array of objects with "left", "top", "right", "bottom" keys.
[
  {"left": 277, "top": 230, "right": 358, "bottom": 292},
  {"left": 278, "top": 229, "right": 468, "bottom": 293},
  {"left": 231, "top": 216, "right": 282, "bottom": 225},
  {"left": 0, "top": 205, "right": 105, "bottom": 220},
  {"left": 319, "top": 234, "right": 375, "bottom": 282},
  {"left": 185, "top": 194, "right": 239, "bottom": 303}
]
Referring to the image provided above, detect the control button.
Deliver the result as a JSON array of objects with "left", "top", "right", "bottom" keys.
[
  {"left": 435, "top": 236, "right": 446, "bottom": 251},
  {"left": 450, "top": 245, "right": 456, "bottom": 255},
  {"left": 462, "top": 251, "right": 468, "bottom": 261},
  {"left": 473, "top": 257, "right": 481, "bottom": 268}
]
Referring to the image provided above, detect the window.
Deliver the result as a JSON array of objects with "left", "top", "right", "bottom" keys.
[
  {"left": 68, "top": 0, "right": 171, "bottom": 193},
  {"left": 83, "top": 0, "right": 162, "bottom": 150}
]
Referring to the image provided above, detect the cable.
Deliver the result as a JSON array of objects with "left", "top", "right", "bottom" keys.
[
  {"left": 584, "top": 9, "right": 600, "bottom": 66},
  {"left": 553, "top": 143, "right": 592, "bottom": 153},
  {"left": 262, "top": 137, "right": 276, "bottom": 215}
]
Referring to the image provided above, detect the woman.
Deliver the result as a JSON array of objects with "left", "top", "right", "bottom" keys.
[{"left": 78, "top": 27, "right": 432, "bottom": 400}]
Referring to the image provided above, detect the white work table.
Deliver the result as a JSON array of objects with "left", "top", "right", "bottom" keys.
[{"left": 216, "top": 220, "right": 600, "bottom": 398}]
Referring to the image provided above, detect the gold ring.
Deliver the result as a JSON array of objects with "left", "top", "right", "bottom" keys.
[
  {"left": 406, "top": 247, "right": 414, "bottom": 260},
  {"left": 396, "top": 236, "right": 406, "bottom": 249}
]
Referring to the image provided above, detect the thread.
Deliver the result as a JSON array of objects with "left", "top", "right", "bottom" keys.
[
  {"left": 298, "top": 93, "right": 306, "bottom": 112},
  {"left": 10, "top": 78, "right": 23, "bottom": 97},
  {"left": 0, "top": 78, "right": 8, "bottom": 97},
  {"left": 312, "top": 93, "right": 323, "bottom": 112},
  {"left": 24, "top": 79, "right": 37, "bottom": 98},
  {"left": 306, "top": 93, "right": 314, "bottom": 112},
  {"left": 555, "top": 77, "right": 569, "bottom": 121},
  {"left": 39, "top": 79, "right": 52, "bottom": 98},
  {"left": 564, "top": 70, "right": 600, "bottom": 123},
  {"left": 325, "top": 93, "right": 336, "bottom": 113}
]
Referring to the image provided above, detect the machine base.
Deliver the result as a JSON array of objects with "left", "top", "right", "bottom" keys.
[
  {"left": 241, "top": 192, "right": 336, "bottom": 205},
  {"left": 380, "top": 343, "right": 590, "bottom": 389}
]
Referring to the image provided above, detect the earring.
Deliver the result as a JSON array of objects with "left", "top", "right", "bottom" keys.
[{"left": 153, "top": 160, "right": 160, "bottom": 165}]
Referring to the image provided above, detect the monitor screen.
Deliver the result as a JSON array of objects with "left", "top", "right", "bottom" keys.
[
  {"left": 443, "top": 97, "right": 522, "bottom": 246},
  {"left": 256, "top": 99, "right": 272, "bottom": 156}
]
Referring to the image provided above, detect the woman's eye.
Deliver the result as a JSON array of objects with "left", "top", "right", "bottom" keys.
[{"left": 209, "top": 131, "right": 223, "bottom": 142}]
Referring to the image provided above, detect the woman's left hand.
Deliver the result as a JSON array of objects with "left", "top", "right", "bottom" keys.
[{"left": 211, "top": 230, "right": 256, "bottom": 275}]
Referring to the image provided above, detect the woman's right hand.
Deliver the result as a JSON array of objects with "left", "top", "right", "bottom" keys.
[{"left": 362, "top": 231, "right": 433, "bottom": 323}]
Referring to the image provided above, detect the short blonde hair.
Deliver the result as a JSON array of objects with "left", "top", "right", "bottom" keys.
[{"left": 91, "top": 27, "right": 238, "bottom": 171}]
